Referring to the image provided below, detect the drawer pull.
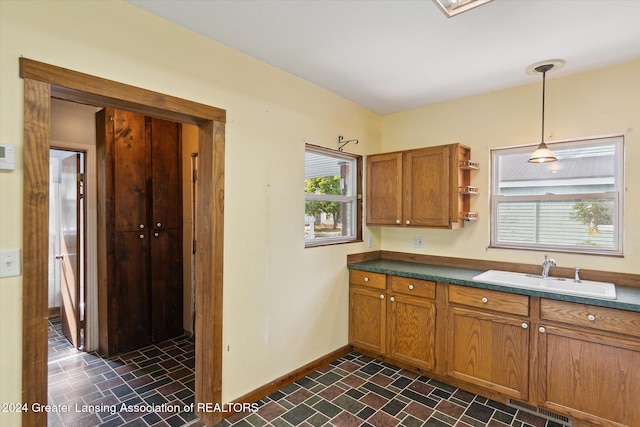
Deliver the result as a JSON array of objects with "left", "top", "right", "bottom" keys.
[
  {"left": 139, "top": 234, "right": 145, "bottom": 239},
  {"left": 139, "top": 224, "right": 145, "bottom": 229},
  {"left": 154, "top": 232, "right": 159, "bottom": 237},
  {"left": 364, "top": 277, "right": 369, "bottom": 282},
  {"left": 539, "top": 326, "right": 546, "bottom": 334},
  {"left": 390, "top": 296, "right": 395, "bottom": 302},
  {"left": 380, "top": 294, "right": 385, "bottom": 300},
  {"left": 396, "top": 219, "right": 401, "bottom": 224},
  {"left": 481, "top": 297, "right": 488, "bottom": 304},
  {"left": 408, "top": 284, "right": 414, "bottom": 290},
  {"left": 587, "top": 314, "right": 596, "bottom": 322},
  {"left": 406, "top": 220, "right": 411, "bottom": 225},
  {"left": 521, "top": 322, "right": 528, "bottom": 329}
]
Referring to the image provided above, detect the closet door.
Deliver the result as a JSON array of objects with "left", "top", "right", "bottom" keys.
[
  {"left": 150, "top": 228, "right": 182, "bottom": 341},
  {"left": 114, "top": 230, "right": 151, "bottom": 353},
  {"left": 149, "top": 117, "right": 183, "bottom": 342},
  {"left": 113, "top": 110, "right": 147, "bottom": 232}
]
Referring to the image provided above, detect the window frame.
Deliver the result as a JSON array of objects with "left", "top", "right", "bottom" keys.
[
  {"left": 304, "top": 144, "right": 363, "bottom": 248},
  {"left": 490, "top": 135, "right": 624, "bottom": 256}
]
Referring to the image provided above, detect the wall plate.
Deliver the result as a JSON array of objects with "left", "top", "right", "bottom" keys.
[{"left": 0, "top": 144, "right": 16, "bottom": 170}]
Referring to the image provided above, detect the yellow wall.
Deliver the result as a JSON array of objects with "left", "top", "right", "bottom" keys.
[
  {"left": 1, "top": 1, "right": 638, "bottom": 425},
  {"left": 0, "top": 1, "right": 381, "bottom": 423},
  {"left": 380, "top": 60, "right": 640, "bottom": 274}
]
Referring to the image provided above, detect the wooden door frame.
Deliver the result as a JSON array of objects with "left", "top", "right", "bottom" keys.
[{"left": 20, "top": 58, "right": 225, "bottom": 426}]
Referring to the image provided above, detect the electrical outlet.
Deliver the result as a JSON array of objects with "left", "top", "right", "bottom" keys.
[
  {"left": 413, "top": 236, "right": 424, "bottom": 248},
  {"left": 368, "top": 235, "right": 374, "bottom": 248}
]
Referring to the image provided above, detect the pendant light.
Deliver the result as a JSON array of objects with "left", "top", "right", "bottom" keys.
[{"left": 526, "top": 59, "right": 565, "bottom": 163}]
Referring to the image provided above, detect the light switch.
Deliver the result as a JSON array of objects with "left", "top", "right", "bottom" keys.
[{"left": 0, "top": 249, "right": 21, "bottom": 278}]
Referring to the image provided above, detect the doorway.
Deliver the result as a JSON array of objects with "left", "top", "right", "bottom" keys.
[
  {"left": 48, "top": 149, "right": 86, "bottom": 349},
  {"left": 21, "top": 58, "right": 226, "bottom": 426}
]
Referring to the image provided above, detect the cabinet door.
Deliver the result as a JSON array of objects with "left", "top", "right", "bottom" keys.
[
  {"left": 448, "top": 307, "right": 529, "bottom": 400},
  {"left": 151, "top": 228, "right": 183, "bottom": 342},
  {"left": 349, "top": 286, "right": 386, "bottom": 354},
  {"left": 388, "top": 294, "right": 436, "bottom": 371},
  {"left": 149, "top": 117, "right": 182, "bottom": 230},
  {"left": 403, "top": 146, "right": 450, "bottom": 227},
  {"left": 113, "top": 231, "right": 151, "bottom": 353},
  {"left": 112, "top": 109, "right": 147, "bottom": 232},
  {"left": 538, "top": 325, "right": 640, "bottom": 426},
  {"left": 366, "top": 152, "right": 403, "bottom": 225}
]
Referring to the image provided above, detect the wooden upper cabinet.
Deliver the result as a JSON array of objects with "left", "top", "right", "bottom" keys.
[
  {"left": 403, "top": 146, "right": 450, "bottom": 227},
  {"left": 366, "top": 152, "right": 403, "bottom": 225},
  {"left": 366, "top": 143, "right": 476, "bottom": 228}
]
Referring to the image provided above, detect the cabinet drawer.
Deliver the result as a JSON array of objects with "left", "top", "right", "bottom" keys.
[
  {"left": 390, "top": 276, "right": 435, "bottom": 299},
  {"left": 349, "top": 270, "right": 386, "bottom": 290},
  {"left": 540, "top": 299, "right": 640, "bottom": 338},
  {"left": 449, "top": 284, "right": 529, "bottom": 316}
]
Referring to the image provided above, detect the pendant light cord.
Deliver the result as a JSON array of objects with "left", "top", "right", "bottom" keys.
[{"left": 536, "top": 63, "right": 554, "bottom": 147}]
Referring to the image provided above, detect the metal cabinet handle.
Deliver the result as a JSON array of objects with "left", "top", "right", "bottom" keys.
[
  {"left": 405, "top": 220, "right": 411, "bottom": 225},
  {"left": 364, "top": 277, "right": 369, "bottom": 282},
  {"left": 539, "top": 326, "right": 546, "bottom": 333},
  {"left": 408, "top": 284, "right": 414, "bottom": 290},
  {"left": 156, "top": 222, "right": 162, "bottom": 228},
  {"left": 139, "top": 234, "right": 145, "bottom": 239},
  {"left": 380, "top": 294, "right": 385, "bottom": 300},
  {"left": 390, "top": 296, "right": 395, "bottom": 302},
  {"left": 587, "top": 314, "right": 596, "bottom": 322},
  {"left": 481, "top": 297, "right": 488, "bottom": 304},
  {"left": 521, "top": 322, "right": 528, "bottom": 329},
  {"left": 139, "top": 224, "right": 145, "bottom": 229},
  {"left": 154, "top": 232, "right": 159, "bottom": 237},
  {"left": 395, "top": 219, "right": 401, "bottom": 224}
]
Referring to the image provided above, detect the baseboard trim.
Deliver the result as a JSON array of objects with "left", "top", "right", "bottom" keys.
[
  {"left": 222, "top": 345, "right": 352, "bottom": 419},
  {"left": 48, "top": 307, "right": 60, "bottom": 319}
]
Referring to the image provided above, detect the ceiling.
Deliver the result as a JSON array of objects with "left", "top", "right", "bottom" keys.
[{"left": 127, "top": 0, "right": 640, "bottom": 115}]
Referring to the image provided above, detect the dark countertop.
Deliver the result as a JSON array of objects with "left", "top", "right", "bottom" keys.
[{"left": 347, "top": 259, "right": 640, "bottom": 313}]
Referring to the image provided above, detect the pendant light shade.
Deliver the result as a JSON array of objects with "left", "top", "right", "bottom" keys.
[
  {"left": 526, "top": 60, "right": 564, "bottom": 163},
  {"left": 528, "top": 142, "right": 556, "bottom": 163}
]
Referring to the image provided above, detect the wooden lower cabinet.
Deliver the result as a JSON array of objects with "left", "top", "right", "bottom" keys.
[
  {"left": 388, "top": 294, "right": 436, "bottom": 370},
  {"left": 349, "top": 272, "right": 436, "bottom": 370},
  {"left": 538, "top": 325, "right": 640, "bottom": 426},
  {"left": 349, "top": 270, "right": 640, "bottom": 426},
  {"left": 537, "top": 299, "right": 640, "bottom": 426},
  {"left": 349, "top": 285, "right": 386, "bottom": 354},
  {"left": 447, "top": 306, "right": 530, "bottom": 401}
]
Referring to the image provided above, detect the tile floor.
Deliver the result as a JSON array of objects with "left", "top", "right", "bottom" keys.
[
  {"left": 49, "top": 318, "right": 564, "bottom": 427},
  {"left": 47, "top": 317, "right": 203, "bottom": 427},
  {"left": 217, "top": 353, "right": 564, "bottom": 427}
]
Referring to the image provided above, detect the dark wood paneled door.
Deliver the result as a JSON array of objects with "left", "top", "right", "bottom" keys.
[
  {"left": 98, "top": 108, "right": 183, "bottom": 355},
  {"left": 114, "top": 230, "right": 151, "bottom": 353}
]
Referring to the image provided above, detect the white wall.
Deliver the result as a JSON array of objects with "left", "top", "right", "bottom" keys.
[
  {"left": 380, "top": 60, "right": 640, "bottom": 275},
  {"left": 0, "top": 1, "right": 381, "bottom": 423}
]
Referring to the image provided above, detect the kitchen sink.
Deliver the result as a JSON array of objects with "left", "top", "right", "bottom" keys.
[{"left": 472, "top": 270, "right": 617, "bottom": 300}]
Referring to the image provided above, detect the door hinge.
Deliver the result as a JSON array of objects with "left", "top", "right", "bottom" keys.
[
  {"left": 193, "top": 240, "right": 197, "bottom": 254},
  {"left": 78, "top": 172, "right": 84, "bottom": 183},
  {"left": 448, "top": 216, "right": 451, "bottom": 225},
  {"left": 193, "top": 168, "right": 198, "bottom": 182}
]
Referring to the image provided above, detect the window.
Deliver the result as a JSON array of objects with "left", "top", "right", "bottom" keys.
[
  {"left": 305, "top": 144, "right": 362, "bottom": 247},
  {"left": 490, "top": 135, "right": 624, "bottom": 255}
]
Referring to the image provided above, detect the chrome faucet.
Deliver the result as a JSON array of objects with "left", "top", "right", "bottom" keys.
[
  {"left": 574, "top": 267, "right": 581, "bottom": 283},
  {"left": 541, "top": 254, "right": 556, "bottom": 278}
]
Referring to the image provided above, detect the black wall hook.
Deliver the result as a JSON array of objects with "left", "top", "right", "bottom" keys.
[{"left": 338, "top": 135, "right": 359, "bottom": 152}]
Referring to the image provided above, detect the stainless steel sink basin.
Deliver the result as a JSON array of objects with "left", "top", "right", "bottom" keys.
[{"left": 472, "top": 270, "right": 617, "bottom": 300}]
